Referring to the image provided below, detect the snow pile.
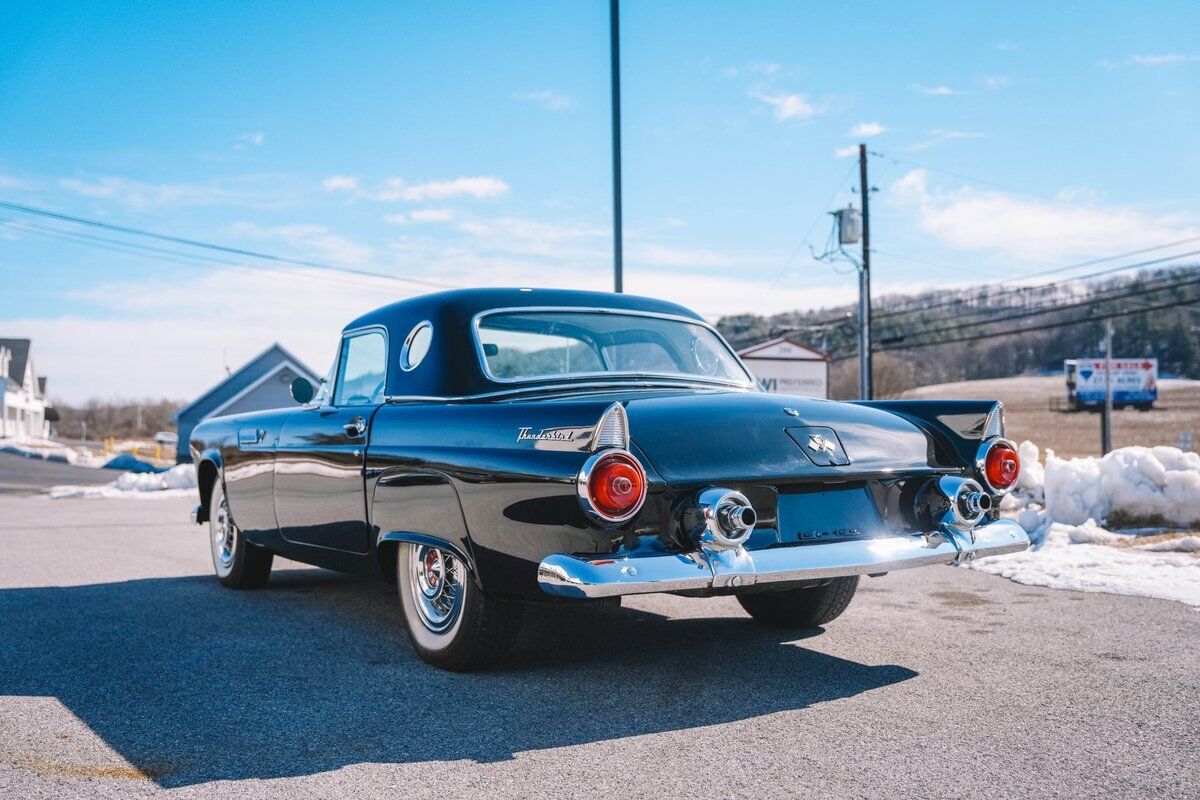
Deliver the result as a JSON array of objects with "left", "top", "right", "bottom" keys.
[
  {"left": 969, "top": 519, "right": 1200, "bottom": 607},
  {"left": 0, "top": 437, "right": 100, "bottom": 466},
  {"left": 1032, "top": 444, "right": 1200, "bottom": 527},
  {"left": 967, "top": 442, "right": 1200, "bottom": 606},
  {"left": 49, "top": 464, "right": 197, "bottom": 499}
]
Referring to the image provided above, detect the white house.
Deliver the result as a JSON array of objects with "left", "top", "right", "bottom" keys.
[{"left": 0, "top": 338, "right": 51, "bottom": 439}]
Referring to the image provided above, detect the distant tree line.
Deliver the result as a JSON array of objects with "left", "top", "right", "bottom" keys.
[
  {"left": 719, "top": 265, "right": 1200, "bottom": 399},
  {"left": 50, "top": 399, "right": 184, "bottom": 442}
]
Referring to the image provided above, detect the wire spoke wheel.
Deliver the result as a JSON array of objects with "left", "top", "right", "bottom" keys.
[
  {"left": 408, "top": 545, "right": 464, "bottom": 634},
  {"left": 212, "top": 496, "right": 237, "bottom": 576}
]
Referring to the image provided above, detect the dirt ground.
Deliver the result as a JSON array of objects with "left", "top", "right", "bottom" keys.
[{"left": 903, "top": 376, "right": 1200, "bottom": 458}]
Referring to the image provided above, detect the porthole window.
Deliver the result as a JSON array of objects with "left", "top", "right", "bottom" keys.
[{"left": 401, "top": 321, "right": 433, "bottom": 371}]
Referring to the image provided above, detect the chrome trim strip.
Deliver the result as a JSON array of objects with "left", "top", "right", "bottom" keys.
[
  {"left": 537, "top": 518, "right": 1031, "bottom": 599},
  {"left": 471, "top": 305, "right": 758, "bottom": 389},
  {"left": 383, "top": 378, "right": 756, "bottom": 404},
  {"left": 398, "top": 319, "right": 433, "bottom": 372}
]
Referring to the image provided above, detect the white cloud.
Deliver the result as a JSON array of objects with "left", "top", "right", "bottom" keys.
[
  {"left": 887, "top": 168, "right": 1200, "bottom": 263},
  {"left": 834, "top": 145, "right": 859, "bottom": 159},
  {"left": 907, "top": 129, "right": 984, "bottom": 152},
  {"left": 58, "top": 177, "right": 266, "bottom": 210},
  {"left": 916, "top": 85, "right": 957, "bottom": 96},
  {"left": 511, "top": 90, "right": 575, "bottom": 110},
  {"left": 751, "top": 90, "right": 818, "bottom": 121},
  {"left": 849, "top": 122, "right": 887, "bottom": 138},
  {"left": 1130, "top": 53, "right": 1197, "bottom": 65},
  {"left": 229, "top": 222, "right": 374, "bottom": 266},
  {"left": 235, "top": 132, "right": 265, "bottom": 148},
  {"left": 409, "top": 208, "right": 454, "bottom": 223},
  {"left": 382, "top": 213, "right": 407, "bottom": 224},
  {"left": 1104, "top": 53, "right": 1198, "bottom": 68},
  {"left": 330, "top": 176, "right": 510, "bottom": 202},
  {"left": 979, "top": 75, "right": 1010, "bottom": 90},
  {"left": 323, "top": 175, "right": 360, "bottom": 192}
]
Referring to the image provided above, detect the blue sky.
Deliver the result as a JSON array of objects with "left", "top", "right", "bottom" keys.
[{"left": 2, "top": 0, "right": 1198, "bottom": 401}]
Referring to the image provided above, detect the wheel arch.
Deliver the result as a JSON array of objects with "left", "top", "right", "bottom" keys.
[
  {"left": 194, "top": 451, "right": 223, "bottom": 524},
  {"left": 371, "top": 468, "right": 478, "bottom": 586}
]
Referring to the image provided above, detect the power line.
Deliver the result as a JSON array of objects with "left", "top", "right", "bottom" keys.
[
  {"left": 753, "top": 160, "right": 859, "bottom": 315},
  {"left": 0, "top": 217, "right": 429, "bottom": 296},
  {"left": 859, "top": 295, "right": 1200, "bottom": 356},
  {"left": 878, "top": 269, "right": 1200, "bottom": 345},
  {"left": 873, "top": 250, "right": 1200, "bottom": 326},
  {"left": 0, "top": 199, "right": 458, "bottom": 290}
]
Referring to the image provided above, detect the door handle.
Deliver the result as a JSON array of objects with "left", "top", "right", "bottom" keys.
[{"left": 343, "top": 417, "right": 366, "bottom": 438}]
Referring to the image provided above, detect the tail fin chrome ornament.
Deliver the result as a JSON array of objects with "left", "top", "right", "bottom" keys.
[{"left": 592, "top": 403, "right": 630, "bottom": 451}]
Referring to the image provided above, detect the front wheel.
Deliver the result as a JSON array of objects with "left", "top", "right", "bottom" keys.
[
  {"left": 209, "top": 482, "right": 273, "bottom": 589},
  {"left": 737, "top": 576, "right": 859, "bottom": 628},
  {"left": 397, "top": 543, "right": 523, "bottom": 671}
]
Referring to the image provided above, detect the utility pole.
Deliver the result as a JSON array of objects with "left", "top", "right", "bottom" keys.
[
  {"left": 609, "top": 0, "right": 624, "bottom": 293},
  {"left": 1101, "top": 318, "right": 1113, "bottom": 454},
  {"left": 858, "top": 143, "right": 872, "bottom": 400}
]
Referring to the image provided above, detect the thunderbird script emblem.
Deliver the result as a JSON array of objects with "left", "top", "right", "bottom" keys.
[
  {"left": 807, "top": 433, "right": 837, "bottom": 456},
  {"left": 517, "top": 426, "right": 575, "bottom": 442}
]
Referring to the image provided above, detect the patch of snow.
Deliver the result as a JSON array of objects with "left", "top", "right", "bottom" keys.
[
  {"left": 0, "top": 436, "right": 102, "bottom": 467},
  {"left": 1029, "top": 445, "right": 1200, "bottom": 527},
  {"left": 49, "top": 464, "right": 197, "bottom": 499},
  {"left": 968, "top": 441, "right": 1200, "bottom": 606},
  {"left": 969, "top": 521, "right": 1200, "bottom": 606}
]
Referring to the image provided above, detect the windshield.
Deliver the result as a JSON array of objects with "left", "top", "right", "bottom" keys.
[{"left": 476, "top": 310, "right": 754, "bottom": 386}]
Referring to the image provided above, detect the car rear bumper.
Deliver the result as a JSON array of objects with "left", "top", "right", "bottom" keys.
[{"left": 537, "top": 518, "right": 1030, "bottom": 599}]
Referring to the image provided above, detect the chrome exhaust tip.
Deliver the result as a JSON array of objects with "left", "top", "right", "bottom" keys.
[
  {"left": 695, "top": 488, "right": 756, "bottom": 550},
  {"left": 916, "top": 476, "right": 990, "bottom": 532}
]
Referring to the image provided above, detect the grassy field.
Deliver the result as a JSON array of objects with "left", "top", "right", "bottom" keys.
[{"left": 903, "top": 376, "right": 1200, "bottom": 458}]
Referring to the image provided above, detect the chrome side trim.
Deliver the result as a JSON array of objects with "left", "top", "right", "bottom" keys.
[
  {"left": 537, "top": 518, "right": 1030, "bottom": 599},
  {"left": 471, "top": 305, "right": 758, "bottom": 388},
  {"left": 384, "top": 378, "right": 757, "bottom": 405}
]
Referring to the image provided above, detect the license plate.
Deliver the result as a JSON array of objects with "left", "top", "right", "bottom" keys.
[{"left": 777, "top": 485, "right": 886, "bottom": 544}]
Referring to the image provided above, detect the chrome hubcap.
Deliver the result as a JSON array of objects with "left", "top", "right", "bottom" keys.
[
  {"left": 213, "top": 498, "right": 236, "bottom": 571},
  {"left": 409, "top": 545, "right": 463, "bottom": 633}
]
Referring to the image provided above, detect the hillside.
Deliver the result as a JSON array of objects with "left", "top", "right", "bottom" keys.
[{"left": 718, "top": 265, "right": 1200, "bottom": 397}]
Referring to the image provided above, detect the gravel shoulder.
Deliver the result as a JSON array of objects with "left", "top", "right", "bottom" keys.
[{"left": 1, "top": 495, "right": 1197, "bottom": 799}]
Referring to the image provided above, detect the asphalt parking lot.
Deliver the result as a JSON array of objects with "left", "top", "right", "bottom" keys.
[{"left": 1, "top": 492, "right": 1197, "bottom": 799}]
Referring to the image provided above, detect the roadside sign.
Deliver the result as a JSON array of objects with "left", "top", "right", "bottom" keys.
[{"left": 1065, "top": 358, "right": 1157, "bottom": 408}]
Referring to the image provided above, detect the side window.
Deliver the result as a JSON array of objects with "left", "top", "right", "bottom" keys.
[{"left": 334, "top": 331, "right": 387, "bottom": 406}]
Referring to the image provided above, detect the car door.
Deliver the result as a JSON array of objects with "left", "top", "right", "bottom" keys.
[{"left": 274, "top": 327, "right": 388, "bottom": 553}]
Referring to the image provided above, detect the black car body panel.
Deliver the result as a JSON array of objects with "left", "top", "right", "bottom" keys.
[{"left": 190, "top": 287, "right": 1021, "bottom": 601}]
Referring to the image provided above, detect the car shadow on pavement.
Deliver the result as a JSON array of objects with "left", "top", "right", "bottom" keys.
[{"left": 0, "top": 568, "right": 917, "bottom": 787}]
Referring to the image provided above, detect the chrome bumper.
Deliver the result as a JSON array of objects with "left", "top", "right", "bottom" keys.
[{"left": 537, "top": 518, "right": 1030, "bottom": 599}]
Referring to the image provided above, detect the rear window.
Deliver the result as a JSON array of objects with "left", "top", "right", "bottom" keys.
[{"left": 476, "top": 310, "right": 753, "bottom": 385}]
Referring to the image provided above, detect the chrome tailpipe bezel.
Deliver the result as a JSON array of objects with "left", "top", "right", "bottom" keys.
[
  {"left": 694, "top": 487, "right": 757, "bottom": 550},
  {"left": 916, "top": 475, "right": 991, "bottom": 533}
]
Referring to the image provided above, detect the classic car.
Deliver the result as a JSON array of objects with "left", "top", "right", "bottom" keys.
[{"left": 189, "top": 288, "right": 1029, "bottom": 671}]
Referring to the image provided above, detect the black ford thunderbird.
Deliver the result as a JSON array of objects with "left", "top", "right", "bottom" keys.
[{"left": 190, "top": 288, "right": 1028, "bottom": 670}]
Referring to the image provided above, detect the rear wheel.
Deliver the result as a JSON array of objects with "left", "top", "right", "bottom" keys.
[
  {"left": 737, "top": 577, "right": 859, "bottom": 628},
  {"left": 209, "top": 482, "right": 273, "bottom": 589},
  {"left": 397, "top": 542, "right": 523, "bottom": 672}
]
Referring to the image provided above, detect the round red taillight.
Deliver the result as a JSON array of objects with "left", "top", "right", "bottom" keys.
[
  {"left": 581, "top": 451, "right": 646, "bottom": 522},
  {"left": 983, "top": 440, "right": 1020, "bottom": 492}
]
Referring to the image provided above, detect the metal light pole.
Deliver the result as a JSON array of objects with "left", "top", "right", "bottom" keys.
[
  {"left": 609, "top": 0, "right": 624, "bottom": 293},
  {"left": 1101, "top": 318, "right": 1113, "bottom": 454},
  {"left": 858, "top": 144, "right": 872, "bottom": 400}
]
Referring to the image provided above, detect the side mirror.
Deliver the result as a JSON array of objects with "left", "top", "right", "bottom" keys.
[{"left": 290, "top": 376, "right": 315, "bottom": 405}]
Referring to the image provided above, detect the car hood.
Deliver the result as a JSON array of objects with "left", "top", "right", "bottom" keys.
[{"left": 620, "top": 390, "right": 934, "bottom": 484}]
